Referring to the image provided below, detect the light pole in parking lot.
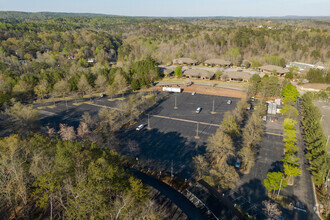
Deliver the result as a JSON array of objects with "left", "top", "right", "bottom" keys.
[
  {"left": 147, "top": 114, "right": 151, "bottom": 130},
  {"left": 174, "top": 95, "right": 178, "bottom": 109},
  {"left": 211, "top": 99, "right": 215, "bottom": 114},
  {"left": 195, "top": 122, "right": 200, "bottom": 139}
]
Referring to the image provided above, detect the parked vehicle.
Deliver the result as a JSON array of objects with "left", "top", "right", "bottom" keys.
[
  {"left": 227, "top": 100, "right": 232, "bottom": 104},
  {"left": 235, "top": 160, "right": 241, "bottom": 168},
  {"left": 136, "top": 124, "right": 145, "bottom": 131},
  {"left": 192, "top": 92, "right": 196, "bottom": 95},
  {"left": 196, "top": 107, "right": 202, "bottom": 113},
  {"left": 162, "top": 87, "right": 182, "bottom": 93}
]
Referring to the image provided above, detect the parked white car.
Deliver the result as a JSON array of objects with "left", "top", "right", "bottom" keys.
[
  {"left": 227, "top": 100, "right": 232, "bottom": 104},
  {"left": 196, "top": 107, "right": 202, "bottom": 113},
  {"left": 136, "top": 124, "right": 145, "bottom": 131}
]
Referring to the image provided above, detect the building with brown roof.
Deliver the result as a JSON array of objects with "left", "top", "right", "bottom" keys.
[
  {"left": 258, "top": 65, "right": 289, "bottom": 76},
  {"left": 222, "top": 70, "right": 252, "bottom": 82},
  {"left": 183, "top": 69, "right": 214, "bottom": 80},
  {"left": 204, "top": 59, "right": 232, "bottom": 67},
  {"left": 161, "top": 68, "right": 174, "bottom": 77},
  {"left": 172, "top": 58, "right": 197, "bottom": 65}
]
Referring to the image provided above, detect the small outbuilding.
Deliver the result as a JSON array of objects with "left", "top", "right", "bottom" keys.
[
  {"left": 204, "top": 59, "right": 232, "bottom": 67},
  {"left": 172, "top": 58, "right": 197, "bottom": 65},
  {"left": 258, "top": 65, "right": 289, "bottom": 76},
  {"left": 183, "top": 69, "right": 214, "bottom": 80}
]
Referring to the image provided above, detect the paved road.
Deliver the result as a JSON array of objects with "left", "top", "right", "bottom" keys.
[{"left": 131, "top": 169, "right": 207, "bottom": 220}]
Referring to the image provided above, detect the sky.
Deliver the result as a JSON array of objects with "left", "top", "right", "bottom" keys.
[{"left": 0, "top": 0, "right": 330, "bottom": 17}]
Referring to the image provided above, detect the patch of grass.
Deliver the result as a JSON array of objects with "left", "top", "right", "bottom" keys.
[
  {"left": 37, "top": 105, "right": 56, "bottom": 110},
  {"left": 72, "top": 101, "right": 93, "bottom": 106},
  {"left": 108, "top": 97, "right": 126, "bottom": 101}
]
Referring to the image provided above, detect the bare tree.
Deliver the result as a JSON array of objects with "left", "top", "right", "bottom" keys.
[
  {"left": 193, "top": 155, "right": 209, "bottom": 178},
  {"left": 207, "top": 130, "right": 234, "bottom": 165},
  {"left": 77, "top": 122, "right": 90, "bottom": 139},
  {"left": 94, "top": 74, "right": 108, "bottom": 90},
  {"left": 262, "top": 200, "right": 282, "bottom": 219},
  {"left": 77, "top": 75, "right": 92, "bottom": 97},
  {"left": 58, "top": 124, "right": 76, "bottom": 141}
]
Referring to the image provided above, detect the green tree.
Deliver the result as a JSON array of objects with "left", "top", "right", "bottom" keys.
[
  {"left": 264, "top": 172, "right": 287, "bottom": 195},
  {"left": 282, "top": 153, "right": 299, "bottom": 166},
  {"left": 283, "top": 163, "right": 302, "bottom": 185},
  {"left": 34, "top": 79, "right": 49, "bottom": 100},
  {"left": 281, "top": 83, "right": 299, "bottom": 105},
  {"left": 214, "top": 70, "right": 222, "bottom": 80},
  {"left": 280, "top": 105, "right": 298, "bottom": 119},
  {"left": 53, "top": 79, "right": 71, "bottom": 98},
  {"left": 174, "top": 65, "right": 182, "bottom": 78},
  {"left": 33, "top": 171, "right": 60, "bottom": 220},
  {"left": 247, "top": 74, "right": 261, "bottom": 96},
  {"left": 283, "top": 118, "right": 297, "bottom": 131}
]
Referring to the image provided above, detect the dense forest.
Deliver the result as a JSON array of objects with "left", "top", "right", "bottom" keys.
[{"left": 0, "top": 12, "right": 329, "bottom": 107}]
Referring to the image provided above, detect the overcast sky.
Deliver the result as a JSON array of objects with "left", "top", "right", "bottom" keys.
[{"left": 1, "top": 0, "right": 329, "bottom": 17}]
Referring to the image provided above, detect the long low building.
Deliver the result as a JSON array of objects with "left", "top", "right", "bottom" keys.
[
  {"left": 172, "top": 58, "right": 197, "bottom": 65},
  {"left": 183, "top": 68, "right": 215, "bottom": 80},
  {"left": 286, "top": 62, "right": 326, "bottom": 71},
  {"left": 204, "top": 59, "right": 232, "bottom": 67},
  {"left": 222, "top": 69, "right": 252, "bottom": 82},
  {"left": 258, "top": 65, "right": 289, "bottom": 76}
]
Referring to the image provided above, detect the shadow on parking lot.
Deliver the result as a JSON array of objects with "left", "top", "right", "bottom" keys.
[
  {"left": 117, "top": 127, "right": 206, "bottom": 178},
  {"left": 268, "top": 160, "right": 283, "bottom": 173}
]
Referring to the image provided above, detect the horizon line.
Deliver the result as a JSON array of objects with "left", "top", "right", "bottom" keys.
[{"left": 1, "top": 10, "right": 330, "bottom": 18}]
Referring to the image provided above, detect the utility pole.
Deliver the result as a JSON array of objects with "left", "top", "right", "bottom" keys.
[
  {"left": 171, "top": 160, "right": 174, "bottom": 178},
  {"left": 277, "top": 176, "right": 283, "bottom": 199},
  {"left": 147, "top": 114, "right": 151, "bottom": 130},
  {"left": 174, "top": 95, "right": 178, "bottom": 109},
  {"left": 211, "top": 99, "right": 215, "bottom": 114},
  {"left": 195, "top": 122, "right": 200, "bottom": 139},
  {"left": 325, "top": 169, "right": 329, "bottom": 193}
]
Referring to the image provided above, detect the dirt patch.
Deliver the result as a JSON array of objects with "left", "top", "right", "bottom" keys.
[{"left": 144, "top": 84, "right": 244, "bottom": 98}]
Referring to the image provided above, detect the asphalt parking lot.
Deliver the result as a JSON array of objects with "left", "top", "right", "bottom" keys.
[
  {"left": 117, "top": 92, "right": 239, "bottom": 178},
  {"left": 37, "top": 92, "right": 239, "bottom": 178}
]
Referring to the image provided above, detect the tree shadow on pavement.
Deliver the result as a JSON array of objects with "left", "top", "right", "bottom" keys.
[
  {"left": 268, "top": 160, "right": 283, "bottom": 173},
  {"left": 117, "top": 127, "right": 206, "bottom": 179},
  {"left": 236, "top": 178, "right": 268, "bottom": 204}
]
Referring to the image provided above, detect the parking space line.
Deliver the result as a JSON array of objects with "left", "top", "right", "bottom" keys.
[
  {"left": 265, "top": 132, "right": 283, "bottom": 137},
  {"left": 87, "top": 103, "right": 122, "bottom": 111},
  {"left": 151, "top": 115, "right": 220, "bottom": 127}
]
